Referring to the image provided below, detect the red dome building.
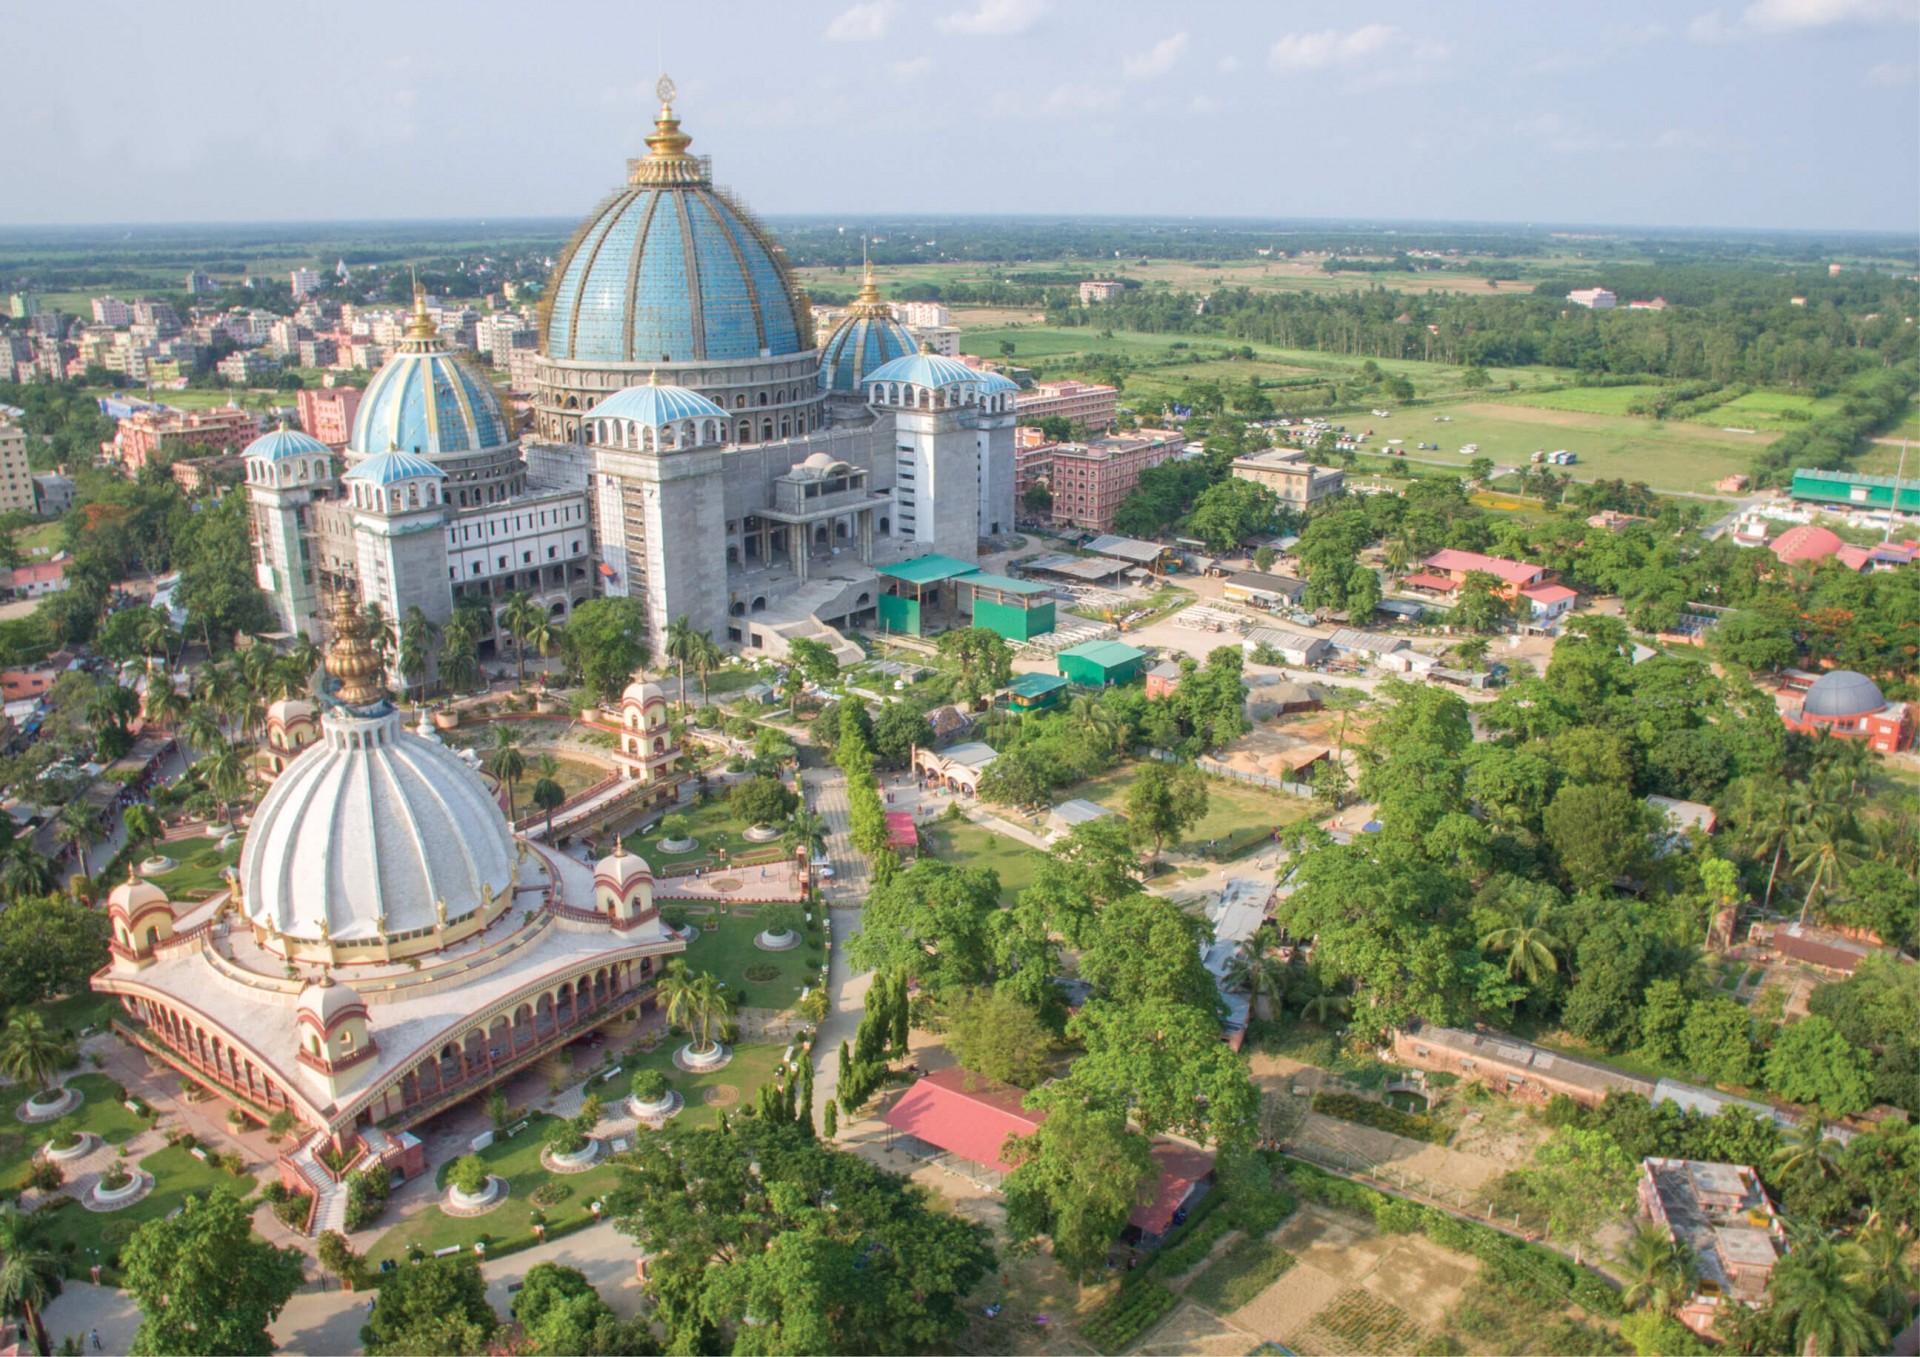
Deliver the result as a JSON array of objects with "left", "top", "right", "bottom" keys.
[
  {"left": 1784, "top": 669, "right": 1913, "bottom": 753},
  {"left": 1770, "top": 524, "right": 1844, "bottom": 566}
]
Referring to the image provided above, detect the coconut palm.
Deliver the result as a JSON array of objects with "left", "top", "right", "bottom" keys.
[
  {"left": 521, "top": 610, "right": 559, "bottom": 684},
  {"left": 665, "top": 615, "right": 699, "bottom": 715},
  {"left": 790, "top": 804, "right": 829, "bottom": 893},
  {"left": 1768, "top": 1231, "right": 1885, "bottom": 1357},
  {"left": 53, "top": 802, "right": 100, "bottom": 877},
  {"left": 361, "top": 601, "right": 397, "bottom": 667},
  {"left": 657, "top": 962, "right": 734, "bottom": 1056},
  {"left": 122, "top": 804, "right": 164, "bottom": 861},
  {"left": 0, "top": 828, "right": 53, "bottom": 898},
  {"left": 530, "top": 754, "right": 566, "bottom": 839},
  {"left": 1619, "top": 1222, "right": 1697, "bottom": 1314},
  {"left": 284, "top": 632, "right": 322, "bottom": 689},
  {"left": 440, "top": 609, "right": 481, "bottom": 695},
  {"left": 0, "top": 1205, "right": 59, "bottom": 1356},
  {"left": 1856, "top": 1211, "right": 1918, "bottom": 1332},
  {"left": 198, "top": 736, "right": 249, "bottom": 829},
  {"left": 144, "top": 677, "right": 189, "bottom": 734},
  {"left": 1772, "top": 1117, "right": 1840, "bottom": 1187},
  {"left": 693, "top": 632, "right": 724, "bottom": 706},
  {"left": 180, "top": 703, "right": 224, "bottom": 760},
  {"left": 1789, "top": 805, "right": 1861, "bottom": 927},
  {"left": 0, "top": 1013, "right": 73, "bottom": 1099},
  {"left": 487, "top": 724, "right": 526, "bottom": 822},
  {"left": 1480, "top": 908, "right": 1564, "bottom": 986},
  {"left": 1382, "top": 533, "right": 1413, "bottom": 580},
  {"left": 1224, "top": 933, "right": 1295, "bottom": 1021},
  {"left": 398, "top": 605, "right": 442, "bottom": 698},
  {"left": 499, "top": 592, "right": 543, "bottom": 689},
  {"left": 1067, "top": 695, "right": 1124, "bottom": 754}
]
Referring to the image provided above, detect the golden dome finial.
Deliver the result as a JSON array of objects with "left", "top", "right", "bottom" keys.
[
  {"left": 647, "top": 368, "right": 660, "bottom": 385},
  {"left": 848, "top": 237, "right": 890, "bottom": 318},
  {"left": 325, "top": 588, "right": 387, "bottom": 709},
  {"left": 403, "top": 269, "right": 438, "bottom": 342},
  {"left": 630, "top": 74, "right": 706, "bottom": 186}
]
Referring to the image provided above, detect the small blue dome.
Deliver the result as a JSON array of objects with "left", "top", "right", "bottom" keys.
[
  {"left": 820, "top": 312, "right": 919, "bottom": 393},
  {"left": 586, "top": 381, "right": 729, "bottom": 427},
  {"left": 863, "top": 352, "right": 983, "bottom": 390},
  {"left": 352, "top": 322, "right": 510, "bottom": 459},
  {"left": 543, "top": 103, "right": 807, "bottom": 365},
  {"left": 243, "top": 427, "right": 332, "bottom": 463},
  {"left": 975, "top": 371, "right": 1020, "bottom": 395},
  {"left": 343, "top": 449, "right": 445, "bottom": 487}
]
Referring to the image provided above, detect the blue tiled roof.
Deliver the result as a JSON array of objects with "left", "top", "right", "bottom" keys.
[
  {"left": 352, "top": 348, "right": 509, "bottom": 458},
  {"left": 544, "top": 185, "right": 807, "bottom": 364},
  {"left": 975, "top": 370, "right": 1020, "bottom": 394},
  {"left": 586, "top": 383, "right": 729, "bottom": 426},
  {"left": 242, "top": 427, "right": 331, "bottom": 463},
  {"left": 342, "top": 449, "right": 444, "bottom": 486},
  {"left": 862, "top": 352, "right": 983, "bottom": 390},
  {"left": 819, "top": 313, "right": 918, "bottom": 392}
]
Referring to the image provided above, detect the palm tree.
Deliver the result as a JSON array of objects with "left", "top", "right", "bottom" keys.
[
  {"left": 693, "top": 632, "right": 723, "bottom": 706},
  {"left": 530, "top": 755, "right": 566, "bottom": 839},
  {"left": 398, "top": 605, "right": 442, "bottom": 699},
  {"left": 1224, "top": 932, "right": 1294, "bottom": 1021},
  {"left": 1789, "top": 806, "right": 1860, "bottom": 926},
  {"left": 0, "top": 1204, "right": 59, "bottom": 1356},
  {"left": 1619, "top": 1222, "right": 1697, "bottom": 1315},
  {"left": 136, "top": 605, "right": 177, "bottom": 667},
  {"left": 499, "top": 593, "right": 542, "bottom": 689},
  {"left": 1383, "top": 533, "right": 1413, "bottom": 579},
  {"left": 0, "top": 1013, "right": 73, "bottom": 1099},
  {"left": 1772, "top": 1117, "right": 1840, "bottom": 1187},
  {"left": 1768, "top": 1231, "right": 1885, "bottom": 1357},
  {"left": 53, "top": 802, "right": 99, "bottom": 877},
  {"left": 664, "top": 615, "right": 699, "bottom": 716},
  {"left": 1856, "top": 1211, "right": 1918, "bottom": 1333},
  {"left": 790, "top": 805, "right": 829, "bottom": 894},
  {"left": 144, "top": 677, "right": 189, "bottom": 734},
  {"left": 657, "top": 962, "right": 734, "bottom": 1056},
  {"left": 440, "top": 610, "right": 481, "bottom": 695},
  {"left": 1067, "top": 695, "right": 1123, "bottom": 754},
  {"left": 1737, "top": 777, "right": 1800, "bottom": 912},
  {"left": 180, "top": 704, "right": 224, "bottom": 759},
  {"left": 361, "top": 601, "right": 397, "bottom": 667},
  {"left": 285, "top": 632, "right": 322, "bottom": 689},
  {"left": 199, "top": 737, "right": 249, "bottom": 829},
  {"left": 487, "top": 724, "right": 526, "bottom": 823},
  {"left": 122, "top": 804, "right": 164, "bottom": 861},
  {"left": 1480, "top": 909, "right": 1564, "bottom": 986}
]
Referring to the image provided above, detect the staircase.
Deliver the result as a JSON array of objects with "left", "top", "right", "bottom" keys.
[
  {"left": 745, "top": 576, "right": 869, "bottom": 667},
  {"left": 288, "top": 1141, "right": 349, "bottom": 1236}
]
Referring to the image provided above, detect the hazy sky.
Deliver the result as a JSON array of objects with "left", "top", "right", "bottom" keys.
[{"left": 5, "top": 0, "right": 1917, "bottom": 231}]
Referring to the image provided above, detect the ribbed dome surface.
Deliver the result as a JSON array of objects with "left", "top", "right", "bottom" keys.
[
  {"left": 586, "top": 383, "right": 729, "bottom": 427},
  {"left": 1802, "top": 669, "right": 1886, "bottom": 718},
  {"left": 863, "top": 352, "right": 985, "bottom": 390},
  {"left": 352, "top": 345, "right": 510, "bottom": 459},
  {"left": 240, "top": 708, "right": 517, "bottom": 943},
  {"left": 243, "top": 428, "right": 332, "bottom": 463},
  {"left": 820, "top": 312, "right": 918, "bottom": 392}
]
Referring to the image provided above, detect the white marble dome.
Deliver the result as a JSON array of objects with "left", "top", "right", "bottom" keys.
[
  {"left": 623, "top": 679, "right": 667, "bottom": 707},
  {"left": 296, "top": 976, "right": 365, "bottom": 1026},
  {"left": 240, "top": 706, "right": 517, "bottom": 943},
  {"left": 596, "top": 842, "right": 653, "bottom": 889}
]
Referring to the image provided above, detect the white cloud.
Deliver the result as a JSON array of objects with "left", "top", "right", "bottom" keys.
[
  {"left": 1866, "top": 58, "right": 1916, "bottom": 83},
  {"left": 939, "top": 0, "right": 1047, "bottom": 36},
  {"left": 1189, "top": 93, "right": 1222, "bottom": 114},
  {"left": 1742, "top": 0, "right": 1914, "bottom": 30},
  {"left": 1268, "top": 23, "right": 1400, "bottom": 70},
  {"left": 826, "top": 1, "right": 895, "bottom": 41},
  {"left": 1218, "top": 55, "right": 1243, "bottom": 72},
  {"left": 1124, "top": 32, "right": 1189, "bottom": 80},
  {"left": 889, "top": 55, "right": 934, "bottom": 80},
  {"left": 1039, "top": 81, "right": 1121, "bottom": 113}
]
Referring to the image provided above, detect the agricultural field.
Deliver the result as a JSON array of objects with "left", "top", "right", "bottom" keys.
[
  {"left": 1501, "top": 384, "right": 1664, "bottom": 416},
  {"left": 1380, "top": 396, "right": 1767, "bottom": 494},
  {"left": 1705, "top": 388, "right": 1845, "bottom": 430}
]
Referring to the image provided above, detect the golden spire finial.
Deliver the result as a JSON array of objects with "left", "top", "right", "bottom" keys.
[
  {"left": 325, "top": 588, "right": 387, "bottom": 709},
  {"left": 629, "top": 74, "right": 706, "bottom": 186},
  {"left": 647, "top": 369, "right": 660, "bottom": 385},
  {"left": 403, "top": 268, "right": 438, "bottom": 342}
]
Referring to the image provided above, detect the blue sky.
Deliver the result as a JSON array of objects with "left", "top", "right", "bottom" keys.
[{"left": 4, "top": 0, "right": 1916, "bottom": 230}]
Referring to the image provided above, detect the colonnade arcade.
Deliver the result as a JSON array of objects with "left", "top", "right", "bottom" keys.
[{"left": 118, "top": 954, "right": 657, "bottom": 1140}]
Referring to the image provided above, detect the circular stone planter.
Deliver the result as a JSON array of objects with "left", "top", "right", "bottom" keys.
[
  {"left": 675, "top": 1042, "right": 732, "bottom": 1073},
  {"left": 43, "top": 1132, "right": 96, "bottom": 1163},
  {"left": 138, "top": 855, "right": 178, "bottom": 877},
  {"left": 444, "top": 1175, "right": 509, "bottom": 1218},
  {"left": 627, "top": 1091, "right": 684, "bottom": 1123},
  {"left": 539, "top": 1139, "right": 606, "bottom": 1174},
  {"left": 743, "top": 825, "right": 782, "bottom": 844},
  {"left": 754, "top": 929, "right": 801, "bottom": 952},
  {"left": 18, "top": 1086, "right": 80, "bottom": 1123},
  {"left": 433, "top": 710, "right": 460, "bottom": 730},
  {"left": 218, "top": 832, "right": 241, "bottom": 852},
  {"left": 659, "top": 837, "right": 699, "bottom": 854},
  {"left": 87, "top": 1170, "right": 154, "bottom": 1210}
]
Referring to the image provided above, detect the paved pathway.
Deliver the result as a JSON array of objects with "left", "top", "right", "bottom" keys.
[{"left": 798, "top": 765, "right": 875, "bottom": 1124}]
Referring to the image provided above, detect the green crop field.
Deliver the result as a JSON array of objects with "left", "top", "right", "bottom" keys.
[
  {"left": 1704, "top": 390, "right": 1845, "bottom": 429},
  {"left": 1502, "top": 385, "right": 1664, "bottom": 416}
]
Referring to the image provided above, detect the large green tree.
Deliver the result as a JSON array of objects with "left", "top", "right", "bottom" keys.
[
  {"left": 611, "top": 1120, "right": 993, "bottom": 1355},
  {"left": 1124, "top": 760, "right": 1209, "bottom": 860},
  {"left": 360, "top": 1254, "right": 498, "bottom": 1356},
  {"left": 510, "top": 1262, "right": 656, "bottom": 1356},
  {"left": 947, "top": 986, "right": 1054, "bottom": 1088},
  {"left": 121, "top": 1192, "right": 305, "bottom": 1356},
  {"left": 561, "top": 597, "right": 649, "bottom": 700},
  {"left": 1064, "top": 997, "right": 1258, "bottom": 1144},
  {"left": 1766, "top": 1016, "right": 1874, "bottom": 1117},
  {"left": 848, "top": 859, "right": 1000, "bottom": 994},
  {"left": 1003, "top": 1096, "right": 1154, "bottom": 1278},
  {"left": 0, "top": 895, "right": 109, "bottom": 1010}
]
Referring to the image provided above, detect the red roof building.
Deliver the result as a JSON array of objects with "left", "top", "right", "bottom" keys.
[
  {"left": 1422, "top": 549, "right": 1546, "bottom": 597},
  {"left": 1129, "top": 1141, "right": 1218, "bottom": 1236},
  {"left": 1770, "top": 524, "right": 1844, "bottom": 566},
  {"left": 884, "top": 811, "right": 919, "bottom": 855},
  {"left": 1400, "top": 571, "right": 1458, "bottom": 593},
  {"left": 1519, "top": 582, "right": 1579, "bottom": 625}
]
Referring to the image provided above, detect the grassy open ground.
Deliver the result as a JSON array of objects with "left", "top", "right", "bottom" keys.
[
  {"left": 9, "top": 520, "right": 65, "bottom": 557},
  {"left": 35, "top": 1144, "right": 257, "bottom": 1277},
  {"left": 1372, "top": 395, "right": 1766, "bottom": 493},
  {"left": 1072, "top": 764, "right": 1313, "bottom": 852},
  {"left": 622, "top": 795, "right": 780, "bottom": 871},
  {"left": 37, "top": 992, "right": 120, "bottom": 1038},
  {"left": 797, "top": 258, "right": 1542, "bottom": 303},
  {"left": 679, "top": 911, "right": 817, "bottom": 1013},
  {"left": 146, "top": 838, "right": 241, "bottom": 901},
  {"left": 919, "top": 818, "right": 1043, "bottom": 906},
  {"left": 0, "top": 1074, "right": 155, "bottom": 1189}
]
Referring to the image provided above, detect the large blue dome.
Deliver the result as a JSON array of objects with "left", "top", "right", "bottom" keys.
[
  {"left": 542, "top": 99, "right": 808, "bottom": 366},
  {"left": 819, "top": 269, "right": 917, "bottom": 393},
  {"left": 352, "top": 293, "right": 511, "bottom": 458}
]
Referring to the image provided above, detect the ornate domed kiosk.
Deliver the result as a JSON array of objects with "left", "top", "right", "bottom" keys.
[{"left": 92, "top": 592, "right": 686, "bottom": 1152}]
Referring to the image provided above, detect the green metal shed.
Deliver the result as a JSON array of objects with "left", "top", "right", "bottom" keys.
[{"left": 1055, "top": 639, "right": 1149, "bottom": 688}]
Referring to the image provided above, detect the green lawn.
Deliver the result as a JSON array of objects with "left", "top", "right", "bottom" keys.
[
  {"left": 495, "top": 754, "right": 608, "bottom": 822},
  {"left": 0, "top": 1074, "right": 158, "bottom": 1193},
  {"left": 365, "top": 1043, "right": 790, "bottom": 1267},
  {"left": 680, "top": 912, "right": 819, "bottom": 1013},
  {"left": 919, "top": 818, "right": 1043, "bottom": 906},
  {"left": 1502, "top": 384, "right": 1665, "bottom": 416},
  {"left": 33, "top": 1144, "right": 257, "bottom": 1278},
  {"left": 36, "top": 992, "right": 120, "bottom": 1038},
  {"left": 145, "top": 837, "right": 240, "bottom": 900},
  {"left": 1072, "top": 763, "right": 1310, "bottom": 854},
  {"left": 1703, "top": 389, "right": 1844, "bottom": 430},
  {"left": 624, "top": 795, "right": 784, "bottom": 871},
  {"left": 9, "top": 520, "right": 65, "bottom": 558}
]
